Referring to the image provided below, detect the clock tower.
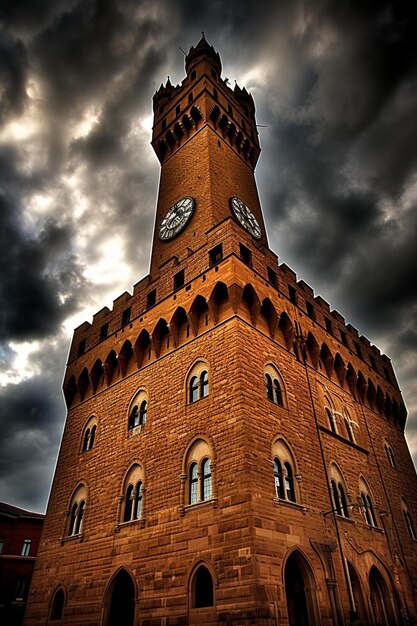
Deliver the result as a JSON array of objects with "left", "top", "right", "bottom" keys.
[
  {"left": 24, "top": 36, "right": 417, "bottom": 626},
  {"left": 149, "top": 34, "right": 267, "bottom": 278}
]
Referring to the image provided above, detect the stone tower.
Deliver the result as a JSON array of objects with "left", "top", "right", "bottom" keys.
[{"left": 25, "top": 37, "right": 417, "bottom": 626}]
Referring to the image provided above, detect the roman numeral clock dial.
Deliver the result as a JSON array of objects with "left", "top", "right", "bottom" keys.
[
  {"left": 230, "top": 196, "right": 262, "bottom": 239},
  {"left": 159, "top": 196, "right": 195, "bottom": 241}
]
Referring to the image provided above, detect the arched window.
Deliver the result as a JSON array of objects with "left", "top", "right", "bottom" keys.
[
  {"left": 272, "top": 439, "right": 297, "bottom": 503},
  {"left": 128, "top": 389, "right": 148, "bottom": 432},
  {"left": 385, "top": 443, "right": 396, "bottom": 469},
  {"left": 359, "top": 478, "right": 377, "bottom": 527},
  {"left": 326, "top": 407, "right": 337, "bottom": 433},
  {"left": 67, "top": 484, "right": 87, "bottom": 536},
  {"left": 50, "top": 587, "right": 65, "bottom": 621},
  {"left": 329, "top": 464, "right": 350, "bottom": 518},
  {"left": 121, "top": 465, "right": 144, "bottom": 523},
  {"left": 264, "top": 364, "right": 286, "bottom": 407},
  {"left": 344, "top": 408, "right": 358, "bottom": 443},
  {"left": 187, "top": 361, "right": 210, "bottom": 404},
  {"left": 191, "top": 564, "right": 214, "bottom": 608},
  {"left": 184, "top": 439, "right": 214, "bottom": 506},
  {"left": 81, "top": 416, "right": 98, "bottom": 452},
  {"left": 402, "top": 500, "right": 416, "bottom": 540}
]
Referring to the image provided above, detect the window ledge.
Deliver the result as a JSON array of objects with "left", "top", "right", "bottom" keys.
[
  {"left": 60, "top": 532, "right": 84, "bottom": 545},
  {"left": 273, "top": 497, "right": 307, "bottom": 513},
  {"left": 318, "top": 426, "right": 369, "bottom": 454},
  {"left": 114, "top": 518, "right": 145, "bottom": 532},
  {"left": 128, "top": 424, "right": 146, "bottom": 438},
  {"left": 266, "top": 398, "right": 288, "bottom": 410},
  {"left": 335, "top": 514, "right": 356, "bottom": 525},
  {"left": 179, "top": 498, "right": 218, "bottom": 516},
  {"left": 364, "top": 523, "right": 384, "bottom": 533},
  {"left": 188, "top": 395, "right": 209, "bottom": 406}
]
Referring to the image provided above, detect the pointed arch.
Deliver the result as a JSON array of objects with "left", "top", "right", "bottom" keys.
[
  {"left": 334, "top": 353, "right": 346, "bottom": 386},
  {"left": 102, "top": 567, "right": 137, "bottom": 626},
  {"left": 346, "top": 363, "right": 357, "bottom": 396},
  {"left": 209, "top": 281, "right": 229, "bottom": 323},
  {"left": 369, "top": 566, "right": 399, "bottom": 626},
  {"left": 104, "top": 350, "right": 118, "bottom": 385},
  {"left": 182, "top": 114, "right": 192, "bottom": 132},
  {"left": 152, "top": 318, "right": 170, "bottom": 358},
  {"left": 356, "top": 370, "right": 367, "bottom": 402},
  {"left": 49, "top": 585, "right": 66, "bottom": 622},
  {"left": 190, "top": 562, "right": 215, "bottom": 608},
  {"left": 277, "top": 312, "right": 294, "bottom": 350},
  {"left": 320, "top": 343, "right": 334, "bottom": 378},
  {"left": 170, "top": 306, "right": 188, "bottom": 347},
  {"left": 384, "top": 394, "right": 392, "bottom": 420},
  {"left": 367, "top": 378, "right": 376, "bottom": 409},
  {"left": 283, "top": 548, "right": 320, "bottom": 626},
  {"left": 63, "top": 375, "right": 77, "bottom": 408},
  {"left": 346, "top": 562, "right": 368, "bottom": 625},
  {"left": 78, "top": 368, "right": 90, "bottom": 400},
  {"left": 119, "top": 340, "right": 134, "bottom": 376},
  {"left": 306, "top": 332, "right": 320, "bottom": 368},
  {"left": 376, "top": 386, "right": 385, "bottom": 415},
  {"left": 188, "top": 295, "right": 209, "bottom": 335},
  {"left": 120, "top": 463, "right": 144, "bottom": 523},
  {"left": 240, "top": 283, "right": 261, "bottom": 325},
  {"left": 90, "top": 359, "right": 103, "bottom": 392},
  {"left": 134, "top": 329, "right": 151, "bottom": 368},
  {"left": 259, "top": 298, "right": 278, "bottom": 338}
]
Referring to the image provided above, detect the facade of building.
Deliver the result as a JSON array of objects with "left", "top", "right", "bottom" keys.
[
  {"left": 0, "top": 502, "right": 44, "bottom": 626},
  {"left": 24, "top": 37, "right": 417, "bottom": 626}
]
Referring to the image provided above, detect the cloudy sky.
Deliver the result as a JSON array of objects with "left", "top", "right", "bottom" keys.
[{"left": 1, "top": 0, "right": 416, "bottom": 513}]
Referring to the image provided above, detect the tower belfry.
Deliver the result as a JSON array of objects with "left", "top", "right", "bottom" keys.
[{"left": 25, "top": 37, "right": 417, "bottom": 626}]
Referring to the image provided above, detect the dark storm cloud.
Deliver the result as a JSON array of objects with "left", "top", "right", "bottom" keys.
[{"left": 0, "top": 28, "right": 28, "bottom": 125}]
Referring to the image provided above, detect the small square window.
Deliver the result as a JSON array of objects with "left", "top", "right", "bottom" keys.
[
  {"left": 161, "top": 119, "right": 166, "bottom": 130},
  {"left": 99, "top": 323, "right": 109, "bottom": 341},
  {"left": 325, "top": 317, "right": 333, "bottom": 334},
  {"left": 242, "top": 119, "right": 246, "bottom": 131},
  {"left": 213, "top": 88, "right": 218, "bottom": 100},
  {"left": 188, "top": 92, "right": 193, "bottom": 103},
  {"left": 121, "top": 307, "right": 131, "bottom": 327},
  {"left": 174, "top": 269, "right": 185, "bottom": 290},
  {"left": 288, "top": 285, "right": 297, "bottom": 305},
  {"left": 340, "top": 329, "right": 348, "bottom": 347},
  {"left": 355, "top": 342, "right": 363, "bottom": 359},
  {"left": 370, "top": 355, "right": 377, "bottom": 370},
  {"left": 267, "top": 266, "right": 277, "bottom": 286},
  {"left": 211, "top": 69, "right": 217, "bottom": 79},
  {"left": 190, "top": 70, "right": 196, "bottom": 80},
  {"left": 239, "top": 243, "right": 252, "bottom": 266},
  {"left": 147, "top": 289, "right": 156, "bottom": 309},
  {"left": 77, "top": 339, "right": 86, "bottom": 357},
  {"left": 306, "top": 301, "right": 315, "bottom": 320},
  {"left": 176, "top": 104, "right": 181, "bottom": 116},
  {"left": 209, "top": 244, "right": 223, "bottom": 266},
  {"left": 228, "top": 104, "right": 233, "bottom": 115}
]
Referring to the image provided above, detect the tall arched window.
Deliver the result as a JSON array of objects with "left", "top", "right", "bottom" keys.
[
  {"left": 344, "top": 408, "right": 358, "bottom": 443},
  {"left": 191, "top": 564, "right": 214, "bottom": 608},
  {"left": 67, "top": 484, "right": 87, "bottom": 536},
  {"left": 359, "top": 478, "right": 377, "bottom": 527},
  {"left": 81, "top": 416, "right": 98, "bottom": 452},
  {"left": 385, "top": 443, "right": 396, "bottom": 469},
  {"left": 121, "top": 465, "right": 144, "bottom": 523},
  {"left": 128, "top": 390, "right": 148, "bottom": 432},
  {"left": 187, "top": 361, "right": 210, "bottom": 404},
  {"left": 272, "top": 439, "right": 297, "bottom": 504},
  {"left": 329, "top": 464, "right": 350, "bottom": 518},
  {"left": 264, "top": 364, "right": 286, "bottom": 407},
  {"left": 402, "top": 500, "right": 416, "bottom": 540},
  {"left": 184, "top": 439, "right": 214, "bottom": 506}
]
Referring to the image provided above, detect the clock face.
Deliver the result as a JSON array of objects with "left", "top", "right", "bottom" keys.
[
  {"left": 159, "top": 196, "right": 195, "bottom": 241},
  {"left": 230, "top": 196, "right": 262, "bottom": 239}
]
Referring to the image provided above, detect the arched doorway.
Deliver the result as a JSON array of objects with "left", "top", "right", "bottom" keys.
[
  {"left": 369, "top": 566, "right": 397, "bottom": 626},
  {"left": 104, "top": 569, "right": 136, "bottom": 626},
  {"left": 347, "top": 561, "right": 368, "bottom": 625},
  {"left": 284, "top": 551, "right": 319, "bottom": 626}
]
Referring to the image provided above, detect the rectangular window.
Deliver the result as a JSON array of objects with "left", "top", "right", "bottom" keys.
[
  {"left": 267, "top": 266, "right": 277, "bottom": 287},
  {"left": 370, "top": 355, "right": 377, "bottom": 370},
  {"left": 176, "top": 104, "right": 181, "bottom": 116},
  {"left": 15, "top": 577, "right": 29, "bottom": 601},
  {"left": 242, "top": 119, "right": 246, "bottom": 131},
  {"left": 306, "top": 301, "right": 315, "bottom": 319},
  {"left": 161, "top": 118, "right": 166, "bottom": 130},
  {"left": 288, "top": 285, "right": 297, "bottom": 305},
  {"left": 239, "top": 243, "right": 252, "bottom": 266},
  {"left": 0, "top": 540, "right": 4, "bottom": 554},
  {"left": 209, "top": 244, "right": 223, "bottom": 266},
  {"left": 325, "top": 317, "right": 333, "bottom": 334},
  {"left": 340, "top": 329, "right": 348, "bottom": 347},
  {"left": 188, "top": 92, "right": 193, "bottom": 103},
  {"left": 99, "top": 323, "right": 108, "bottom": 341},
  {"left": 77, "top": 338, "right": 86, "bottom": 357},
  {"left": 21, "top": 538, "right": 31, "bottom": 556},
  {"left": 146, "top": 289, "right": 156, "bottom": 309},
  {"left": 213, "top": 88, "right": 218, "bottom": 100},
  {"left": 121, "top": 307, "right": 131, "bottom": 327},
  {"left": 174, "top": 269, "right": 185, "bottom": 290},
  {"left": 228, "top": 104, "right": 233, "bottom": 115},
  {"left": 354, "top": 342, "right": 363, "bottom": 359}
]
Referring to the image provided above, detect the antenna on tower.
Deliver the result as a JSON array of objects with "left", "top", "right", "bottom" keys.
[{"left": 179, "top": 46, "right": 186, "bottom": 56}]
